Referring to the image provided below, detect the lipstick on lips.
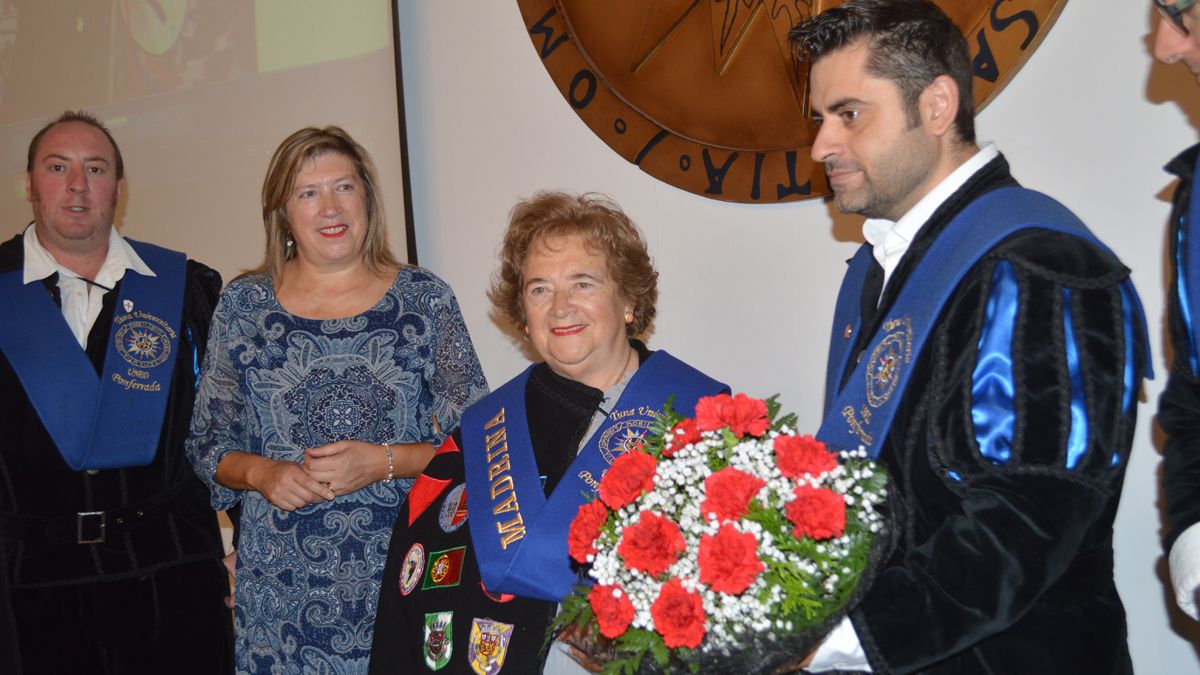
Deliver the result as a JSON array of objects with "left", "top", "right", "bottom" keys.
[
  {"left": 551, "top": 324, "right": 586, "bottom": 336},
  {"left": 319, "top": 224, "right": 349, "bottom": 238}
]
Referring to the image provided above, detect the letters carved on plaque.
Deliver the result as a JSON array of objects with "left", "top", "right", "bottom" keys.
[{"left": 517, "top": 0, "right": 1068, "bottom": 203}]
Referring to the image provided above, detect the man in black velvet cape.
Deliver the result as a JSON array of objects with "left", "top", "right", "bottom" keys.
[
  {"left": 0, "top": 111, "right": 233, "bottom": 674},
  {"left": 1151, "top": 1, "right": 1200, "bottom": 624},
  {"left": 790, "top": 2, "right": 1147, "bottom": 673}
]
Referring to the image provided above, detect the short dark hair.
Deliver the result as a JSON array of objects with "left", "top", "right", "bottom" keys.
[
  {"left": 26, "top": 110, "right": 125, "bottom": 180},
  {"left": 789, "top": 0, "right": 976, "bottom": 145}
]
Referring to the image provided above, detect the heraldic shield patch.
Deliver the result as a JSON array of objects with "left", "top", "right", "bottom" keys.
[
  {"left": 468, "top": 618, "right": 513, "bottom": 675},
  {"left": 424, "top": 611, "right": 453, "bottom": 670}
]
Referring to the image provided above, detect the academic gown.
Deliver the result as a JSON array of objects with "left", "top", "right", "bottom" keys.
[
  {"left": 838, "top": 156, "right": 1143, "bottom": 674},
  {"left": 1160, "top": 143, "right": 1200, "bottom": 554},
  {"left": 0, "top": 233, "right": 233, "bottom": 675}
]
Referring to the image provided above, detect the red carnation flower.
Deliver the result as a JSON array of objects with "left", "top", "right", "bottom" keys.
[
  {"left": 786, "top": 484, "right": 847, "bottom": 540},
  {"left": 599, "top": 450, "right": 657, "bottom": 510},
  {"left": 568, "top": 500, "right": 609, "bottom": 563},
  {"left": 650, "top": 578, "right": 707, "bottom": 649},
  {"left": 774, "top": 434, "right": 838, "bottom": 479},
  {"left": 698, "top": 523, "right": 765, "bottom": 595},
  {"left": 700, "top": 467, "right": 765, "bottom": 522},
  {"left": 618, "top": 511, "right": 686, "bottom": 577},
  {"left": 588, "top": 584, "right": 635, "bottom": 639},
  {"left": 694, "top": 393, "right": 769, "bottom": 438},
  {"left": 664, "top": 418, "right": 701, "bottom": 457}
]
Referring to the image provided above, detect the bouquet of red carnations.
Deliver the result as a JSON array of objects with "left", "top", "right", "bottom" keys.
[{"left": 555, "top": 393, "right": 891, "bottom": 674}]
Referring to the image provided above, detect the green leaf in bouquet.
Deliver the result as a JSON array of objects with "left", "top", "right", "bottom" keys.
[
  {"left": 765, "top": 394, "right": 799, "bottom": 432},
  {"left": 641, "top": 397, "right": 682, "bottom": 459}
]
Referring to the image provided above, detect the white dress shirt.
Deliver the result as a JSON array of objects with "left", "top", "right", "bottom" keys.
[
  {"left": 22, "top": 224, "right": 156, "bottom": 348},
  {"left": 807, "top": 143, "right": 998, "bottom": 673}
]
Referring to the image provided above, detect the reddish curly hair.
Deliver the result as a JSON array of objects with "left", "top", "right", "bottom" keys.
[{"left": 488, "top": 191, "right": 658, "bottom": 337}]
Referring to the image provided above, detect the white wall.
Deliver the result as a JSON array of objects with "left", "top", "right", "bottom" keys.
[{"left": 397, "top": 1, "right": 1200, "bottom": 672}]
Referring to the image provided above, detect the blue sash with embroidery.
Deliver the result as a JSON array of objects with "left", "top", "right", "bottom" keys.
[
  {"left": 819, "top": 187, "right": 1150, "bottom": 458},
  {"left": 1181, "top": 151, "right": 1200, "bottom": 371},
  {"left": 0, "top": 239, "right": 187, "bottom": 470},
  {"left": 461, "top": 351, "right": 727, "bottom": 601}
]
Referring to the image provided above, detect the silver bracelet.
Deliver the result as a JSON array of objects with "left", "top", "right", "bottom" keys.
[{"left": 383, "top": 443, "right": 395, "bottom": 484}]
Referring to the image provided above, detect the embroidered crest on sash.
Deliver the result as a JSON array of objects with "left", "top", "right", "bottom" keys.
[
  {"left": 399, "top": 543, "right": 425, "bottom": 596},
  {"left": 439, "top": 483, "right": 469, "bottom": 533},
  {"left": 468, "top": 618, "right": 513, "bottom": 674},
  {"left": 423, "top": 611, "right": 453, "bottom": 670},
  {"left": 866, "top": 317, "right": 912, "bottom": 408},
  {"left": 423, "top": 546, "right": 466, "bottom": 590},
  {"left": 113, "top": 311, "right": 176, "bottom": 369},
  {"left": 597, "top": 414, "right": 654, "bottom": 465}
]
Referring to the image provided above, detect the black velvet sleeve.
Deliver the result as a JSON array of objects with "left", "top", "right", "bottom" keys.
[
  {"left": 184, "top": 259, "right": 222, "bottom": 362},
  {"left": 850, "top": 230, "right": 1141, "bottom": 674}
]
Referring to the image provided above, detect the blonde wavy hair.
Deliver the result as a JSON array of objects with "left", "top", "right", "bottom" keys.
[{"left": 244, "top": 126, "right": 400, "bottom": 280}]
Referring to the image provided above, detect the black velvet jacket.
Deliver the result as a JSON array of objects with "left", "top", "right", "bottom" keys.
[
  {"left": 369, "top": 346, "right": 648, "bottom": 674},
  {"left": 0, "top": 233, "right": 227, "bottom": 667},
  {"left": 1160, "top": 143, "right": 1200, "bottom": 554},
  {"left": 841, "top": 156, "right": 1143, "bottom": 674}
]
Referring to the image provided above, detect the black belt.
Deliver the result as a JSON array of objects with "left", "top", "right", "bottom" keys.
[{"left": 0, "top": 482, "right": 189, "bottom": 546}]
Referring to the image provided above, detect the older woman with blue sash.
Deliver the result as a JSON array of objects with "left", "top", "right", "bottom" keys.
[{"left": 369, "top": 191, "right": 727, "bottom": 674}]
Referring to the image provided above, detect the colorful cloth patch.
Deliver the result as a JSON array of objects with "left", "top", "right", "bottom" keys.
[
  {"left": 438, "top": 483, "right": 469, "bottom": 533},
  {"left": 468, "top": 618, "right": 513, "bottom": 674},
  {"left": 422, "top": 546, "right": 467, "bottom": 590},
  {"left": 423, "top": 611, "right": 453, "bottom": 670},
  {"left": 399, "top": 543, "right": 425, "bottom": 596}
]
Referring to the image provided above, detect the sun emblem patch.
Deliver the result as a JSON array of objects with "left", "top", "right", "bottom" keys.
[
  {"left": 399, "top": 543, "right": 425, "bottom": 596},
  {"left": 438, "top": 483, "right": 469, "bottom": 533},
  {"left": 597, "top": 417, "right": 653, "bottom": 465},
  {"left": 114, "top": 319, "right": 171, "bottom": 368},
  {"left": 468, "top": 618, "right": 513, "bottom": 675},
  {"left": 866, "top": 317, "right": 912, "bottom": 408},
  {"left": 424, "top": 611, "right": 453, "bottom": 670}
]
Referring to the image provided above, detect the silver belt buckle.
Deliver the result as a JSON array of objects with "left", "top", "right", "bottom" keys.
[{"left": 76, "top": 511, "right": 106, "bottom": 544}]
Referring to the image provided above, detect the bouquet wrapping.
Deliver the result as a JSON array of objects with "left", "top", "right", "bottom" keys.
[{"left": 555, "top": 393, "right": 892, "bottom": 674}]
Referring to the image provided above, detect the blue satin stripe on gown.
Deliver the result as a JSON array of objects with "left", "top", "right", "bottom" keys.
[
  {"left": 1177, "top": 220, "right": 1197, "bottom": 372},
  {"left": 971, "top": 261, "right": 1018, "bottom": 466},
  {"left": 1061, "top": 289, "right": 1088, "bottom": 470}
]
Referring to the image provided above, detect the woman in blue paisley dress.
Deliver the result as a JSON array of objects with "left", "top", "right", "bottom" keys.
[{"left": 186, "top": 126, "right": 488, "bottom": 674}]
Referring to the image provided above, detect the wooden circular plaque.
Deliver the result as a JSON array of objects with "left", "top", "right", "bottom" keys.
[{"left": 516, "top": 0, "right": 1069, "bottom": 203}]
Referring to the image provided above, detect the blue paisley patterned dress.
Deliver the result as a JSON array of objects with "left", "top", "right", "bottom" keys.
[{"left": 186, "top": 268, "right": 488, "bottom": 675}]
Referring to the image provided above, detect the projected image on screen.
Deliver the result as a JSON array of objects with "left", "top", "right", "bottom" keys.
[{"left": 0, "top": 0, "right": 408, "bottom": 282}]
